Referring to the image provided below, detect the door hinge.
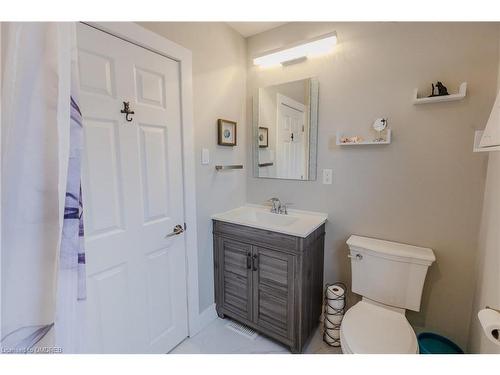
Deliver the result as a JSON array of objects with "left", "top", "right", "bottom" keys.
[{"left": 184, "top": 222, "right": 187, "bottom": 230}]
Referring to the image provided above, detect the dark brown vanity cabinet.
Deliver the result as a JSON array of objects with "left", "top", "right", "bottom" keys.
[{"left": 213, "top": 220, "right": 325, "bottom": 353}]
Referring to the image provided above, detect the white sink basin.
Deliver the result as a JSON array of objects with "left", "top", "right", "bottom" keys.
[{"left": 212, "top": 205, "right": 328, "bottom": 238}]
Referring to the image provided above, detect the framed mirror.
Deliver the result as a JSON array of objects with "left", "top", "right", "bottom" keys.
[{"left": 253, "top": 78, "right": 319, "bottom": 180}]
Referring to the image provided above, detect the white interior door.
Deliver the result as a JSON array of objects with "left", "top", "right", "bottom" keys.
[
  {"left": 276, "top": 94, "right": 307, "bottom": 180},
  {"left": 77, "top": 23, "right": 188, "bottom": 353}
]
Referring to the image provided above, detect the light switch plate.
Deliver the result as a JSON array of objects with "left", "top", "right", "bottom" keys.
[
  {"left": 201, "top": 148, "right": 210, "bottom": 165},
  {"left": 322, "top": 169, "right": 333, "bottom": 185}
]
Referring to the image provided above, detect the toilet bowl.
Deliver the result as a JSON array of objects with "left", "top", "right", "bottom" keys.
[
  {"left": 340, "top": 300, "right": 418, "bottom": 354},
  {"left": 341, "top": 235, "right": 435, "bottom": 354}
]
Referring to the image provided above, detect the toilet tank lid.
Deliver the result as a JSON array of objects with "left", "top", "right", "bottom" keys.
[{"left": 347, "top": 235, "right": 436, "bottom": 264}]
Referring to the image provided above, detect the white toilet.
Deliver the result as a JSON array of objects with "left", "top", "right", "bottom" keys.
[{"left": 340, "top": 235, "right": 436, "bottom": 354}]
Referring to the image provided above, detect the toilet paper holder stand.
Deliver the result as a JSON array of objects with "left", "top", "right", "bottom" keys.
[{"left": 486, "top": 306, "right": 500, "bottom": 313}]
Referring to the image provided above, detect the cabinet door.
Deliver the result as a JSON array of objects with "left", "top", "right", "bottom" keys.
[
  {"left": 219, "top": 239, "right": 253, "bottom": 321},
  {"left": 252, "top": 246, "right": 295, "bottom": 340}
]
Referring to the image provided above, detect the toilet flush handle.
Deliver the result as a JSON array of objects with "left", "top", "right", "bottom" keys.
[{"left": 348, "top": 253, "right": 363, "bottom": 260}]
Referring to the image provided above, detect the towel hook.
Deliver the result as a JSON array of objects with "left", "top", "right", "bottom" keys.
[{"left": 120, "top": 101, "right": 135, "bottom": 122}]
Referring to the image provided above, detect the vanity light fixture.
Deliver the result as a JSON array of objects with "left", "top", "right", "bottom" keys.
[{"left": 253, "top": 32, "right": 337, "bottom": 68}]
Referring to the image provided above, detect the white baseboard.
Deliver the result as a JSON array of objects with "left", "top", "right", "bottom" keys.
[{"left": 188, "top": 303, "right": 217, "bottom": 337}]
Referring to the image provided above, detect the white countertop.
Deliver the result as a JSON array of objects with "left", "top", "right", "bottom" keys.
[{"left": 212, "top": 204, "right": 328, "bottom": 238}]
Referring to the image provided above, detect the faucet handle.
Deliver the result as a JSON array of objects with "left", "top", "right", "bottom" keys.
[{"left": 280, "top": 202, "right": 293, "bottom": 215}]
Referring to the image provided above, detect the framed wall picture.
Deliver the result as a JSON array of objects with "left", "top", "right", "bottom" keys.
[
  {"left": 258, "top": 127, "right": 269, "bottom": 148},
  {"left": 217, "top": 119, "right": 237, "bottom": 146}
]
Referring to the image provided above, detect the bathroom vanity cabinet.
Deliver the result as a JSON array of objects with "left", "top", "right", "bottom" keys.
[{"left": 213, "top": 220, "right": 325, "bottom": 353}]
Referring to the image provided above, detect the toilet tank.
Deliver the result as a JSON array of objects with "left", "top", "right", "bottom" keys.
[{"left": 346, "top": 235, "right": 436, "bottom": 312}]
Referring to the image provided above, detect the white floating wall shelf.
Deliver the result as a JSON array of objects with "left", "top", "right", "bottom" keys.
[
  {"left": 336, "top": 129, "right": 392, "bottom": 146},
  {"left": 413, "top": 82, "right": 467, "bottom": 104},
  {"left": 473, "top": 130, "right": 500, "bottom": 152}
]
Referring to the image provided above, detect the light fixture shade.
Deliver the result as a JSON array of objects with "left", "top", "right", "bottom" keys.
[{"left": 253, "top": 32, "right": 337, "bottom": 68}]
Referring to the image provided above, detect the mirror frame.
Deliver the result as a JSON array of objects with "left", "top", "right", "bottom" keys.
[{"left": 252, "top": 77, "right": 319, "bottom": 181}]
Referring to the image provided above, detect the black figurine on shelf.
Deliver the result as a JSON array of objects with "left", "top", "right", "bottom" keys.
[
  {"left": 429, "top": 81, "right": 450, "bottom": 97},
  {"left": 436, "top": 81, "right": 449, "bottom": 96},
  {"left": 430, "top": 83, "right": 437, "bottom": 97}
]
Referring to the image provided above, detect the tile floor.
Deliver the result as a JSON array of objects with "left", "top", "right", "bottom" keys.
[{"left": 170, "top": 318, "right": 343, "bottom": 354}]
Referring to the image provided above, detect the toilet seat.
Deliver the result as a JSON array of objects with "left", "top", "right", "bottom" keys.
[{"left": 340, "top": 301, "right": 418, "bottom": 354}]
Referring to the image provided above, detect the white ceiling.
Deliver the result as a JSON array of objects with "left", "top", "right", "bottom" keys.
[{"left": 226, "top": 22, "right": 287, "bottom": 38}]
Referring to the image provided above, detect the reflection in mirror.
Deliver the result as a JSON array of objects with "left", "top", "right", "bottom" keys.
[{"left": 253, "top": 78, "right": 319, "bottom": 180}]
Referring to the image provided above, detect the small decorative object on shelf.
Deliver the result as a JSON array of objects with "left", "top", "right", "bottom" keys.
[
  {"left": 429, "top": 81, "right": 449, "bottom": 97},
  {"left": 372, "top": 118, "right": 388, "bottom": 142},
  {"left": 437, "top": 81, "right": 449, "bottom": 96},
  {"left": 431, "top": 83, "right": 438, "bottom": 96},
  {"left": 217, "top": 119, "right": 237, "bottom": 146},
  {"left": 340, "top": 135, "right": 364, "bottom": 144}
]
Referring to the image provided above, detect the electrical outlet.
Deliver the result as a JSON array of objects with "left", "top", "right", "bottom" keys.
[{"left": 323, "top": 169, "right": 333, "bottom": 185}]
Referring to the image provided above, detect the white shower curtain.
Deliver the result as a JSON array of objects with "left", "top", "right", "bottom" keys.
[
  {"left": 1, "top": 22, "right": 85, "bottom": 354},
  {"left": 54, "top": 27, "right": 87, "bottom": 353}
]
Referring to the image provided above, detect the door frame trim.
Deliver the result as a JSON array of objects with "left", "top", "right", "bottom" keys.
[{"left": 83, "top": 22, "right": 205, "bottom": 337}]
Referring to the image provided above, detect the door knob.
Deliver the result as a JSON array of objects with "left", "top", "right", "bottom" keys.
[{"left": 165, "top": 224, "right": 184, "bottom": 238}]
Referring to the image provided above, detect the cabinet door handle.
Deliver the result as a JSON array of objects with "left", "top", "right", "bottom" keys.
[
  {"left": 252, "top": 254, "right": 258, "bottom": 271},
  {"left": 246, "top": 252, "right": 251, "bottom": 269}
]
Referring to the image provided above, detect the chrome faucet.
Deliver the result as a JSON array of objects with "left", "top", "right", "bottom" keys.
[
  {"left": 268, "top": 198, "right": 291, "bottom": 215},
  {"left": 269, "top": 197, "right": 281, "bottom": 213}
]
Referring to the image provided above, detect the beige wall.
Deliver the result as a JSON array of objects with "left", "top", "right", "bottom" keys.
[
  {"left": 468, "top": 25, "right": 500, "bottom": 354},
  {"left": 138, "top": 22, "right": 247, "bottom": 312},
  {"left": 246, "top": 22, "right": 498, "bottom": 348},
  {"left": 138, "top": 22, "right": 499, "bottom": 348}
]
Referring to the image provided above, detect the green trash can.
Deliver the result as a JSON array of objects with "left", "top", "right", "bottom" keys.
[{"left": 417, "top": 332, "right": 464, "bottom": 354}]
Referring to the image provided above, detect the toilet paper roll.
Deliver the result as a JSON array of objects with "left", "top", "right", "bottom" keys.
[
  {"left": 324, "top": 328, "right": 340, "bottom": 344},
  {"left": 327, "top": 284, "right": 345, "bottom": 299},
  {"left": 326, "top": 303, "right": 345, "bottom": 314},
  {"left": 478, "top": 308, "right": 500, "bottom": 346},
  {"left": 326, "top": 284, "right": 345, "bottom": 312},
  {"left": 324, "top": 314, "right": 343, "bottom": 328}
]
